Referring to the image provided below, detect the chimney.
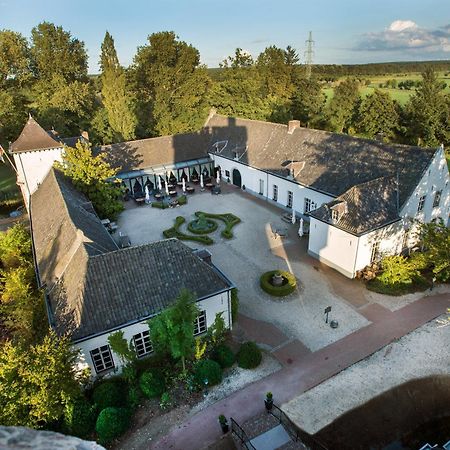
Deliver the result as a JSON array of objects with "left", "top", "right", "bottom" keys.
[
  {"left": 81, "top": 131, "right": 89, "bottom": 142},
  {"left": 287, "top": 120, "right": 300, "bottom": 134},
  {"left": 193, "top": 249, "right": 212, "bottom": 265}
]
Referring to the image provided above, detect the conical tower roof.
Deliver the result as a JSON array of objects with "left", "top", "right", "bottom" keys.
[{"left": 10, "top": 116, "right": 62, "bottom": 153}]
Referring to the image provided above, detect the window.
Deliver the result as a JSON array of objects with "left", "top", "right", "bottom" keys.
[
  {"left": 402, "top": 231, "right": 409, "bottom": 249},
  {"left": 225, "top": 170, "right": 230, "bottom": 178},
  {"left": 304, "top": 198, "right": 317, "bottom": 214},
  {"left": 259, "top": 179, "right": 264, "bottom": 195},
  {"left": 90, "top": 345, "right": 115, "bottom": 373},
  {"left": 417, "top": 195, "right": 426, "bottom": 213},
  {"left": 433, "top": 191, "right": 442, "bottom": 208},
  {"left": 331, "top": 210, "right": 339, "bottom": 222},
  {"left": 133, "top": 330, "right": 153, "bottom": 358},
  {"left": 273, "top": 185, "right": 278, "bottom": 202},
  {"left": 370, "top": 241, "right": 381, "bottom": 263},
  {"left": 287, "top": 191, "right": 293, "bottom": 209},
  {"left": 194, "top": 311, "right": 207, "bottom": 336}
]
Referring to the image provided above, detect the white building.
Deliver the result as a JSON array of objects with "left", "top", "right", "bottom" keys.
[{"left": 30, "top": 168, "right": 234, "bottom": 377}]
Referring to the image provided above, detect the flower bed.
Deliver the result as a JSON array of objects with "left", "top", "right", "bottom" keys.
[
  {"left": 260, "top": 270, "right": 297, "bottom": 297},
  {"left": 194, "top": 211, "right": 241, "bottom": 239},
  {"left": 163, "top": 216, "right": 213, "bottom": 245}
]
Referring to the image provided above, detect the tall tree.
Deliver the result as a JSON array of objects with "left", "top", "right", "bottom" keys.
[
  {"left": 357, "top": 89, "right": 399, "bottom": 140},
  {"left": 328, "top": 78, "right": 360, "bottom": 133},
  {"left": 98, "top": 32, "right": 137, "bottom": 143},
  {"left": 405, "top": 68, "right": 449, "bottom": 147},
  {"left": 0, "top": 30, "right": 30, "bottom": 87},
  {"left": 55, "top": 141, "right": 124, "bottom": 219},
  {"left": 132, "top": 31, "right": 210, "bottom": 136},
  {"left": 291, "top": 78, "right": 325, "bottom": 127},
  {"left": 148, "top": 289, "right": 199, "bottom": 372}
]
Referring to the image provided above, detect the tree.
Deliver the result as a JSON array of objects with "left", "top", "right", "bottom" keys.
[
  {"left": 0, "top": 333, "right": 80, "bottom": 428},
  {"left": 148, "top": 289, "right": 199, "bottom": 372},
  {"left": 405, "top": 69, "right": 449, "bottom": 147},
  {"left": 107, "top": 330, "right": 136, "bottom": 365},
  {"left": 291, "top": 78, "right": 325, "bottom": 127},
  {"left": 0, "top": 223, "right": 32, "bottom": 270},
  {"left": 357, "top": 89, "right": 399, "bottom": 140},
  {"left": 328, "top": 78, "right": 360, "bottom": 133},
  {"left": 132, "top": 31, "right": 210, "bottom": 136},
  {"left": 284, "top": 45, "right": 300, "bottom": 66},
  {"left": 55, "top": 141, "right": 124, "bottom": 219},
  {"left": 0, "top": 30, "right": 30, "bottom": 86},
  {"left": 98, "top": 32, "right": 137, "bottom": 143},
  {"left": 0, "top": 88, "right": 28, "bottom": 146},
  {"left": 418, "top": 219, "right": 450, "bottom": 282}
]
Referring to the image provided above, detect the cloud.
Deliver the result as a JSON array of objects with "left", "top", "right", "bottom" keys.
[{"left": 355, "top": 21, "right": 450, "bottom": 53}]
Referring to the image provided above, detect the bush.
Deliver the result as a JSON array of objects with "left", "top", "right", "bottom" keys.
[
  {"left": 260, "top": 270, "right": 296, "bottom": 297},
  {"left": 152, "top": 201, "right": 169, "bottom": 209},
  {"left": 194, "top": 211, "right": 241, "bottom": 239},
  {"left": 162, "top": 216, "right": 214, "bottom": 245},
  {"left": 92, "top": 381, "right": 126, "bottom": 411},
  {"left": 139, "top": 369, "right": 166, "bottom": 398},
  {"left": 212, "top": 344, "right": 235, "bottom": 368},
  {"left": 127, "top": 385, "right": 140, "bottom": 410},
  {"left": 194, "top": 359, "right": 223, "bottom": 386},
  {"left": 178, "top": 195, "right": 187, "bottom": 205},
  {"left": 237, "top": 342, "right": 262, "bottom": 369},
  {"left": 231, "top": 288, "right": 239, "bottom": 323},
  {"left": 187, "top": 218, "right": 218, "bottom": 234},
  {"left": 63, "top": 397, "right": 97, "bottom": 439},
  {"left": 95, "top": 407, "right": 130, "bottom": 445}
]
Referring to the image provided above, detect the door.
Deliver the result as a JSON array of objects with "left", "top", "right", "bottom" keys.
[
  {"left": 232, "top": 169, "right": 242, "bottom": 188},
  {"left": 259, "top": 179, "right": 264, "bottom": 195}
]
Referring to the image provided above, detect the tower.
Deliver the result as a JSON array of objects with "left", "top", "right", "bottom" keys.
[{"left": 304, "top": 31, "right": 314, "bottom": 79}]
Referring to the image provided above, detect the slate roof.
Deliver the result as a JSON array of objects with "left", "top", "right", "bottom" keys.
[
  {"left": 309, "top": 177, "right": 401, "bottom": 235},
  {"left": 99, "top": 130, "right": 211, "bottom": 173},
  {"left": 10, "top": 116, "right": 83, "bottom": 153},
  {"left": 204, "top": 114, "right": 436, "bottom": 205},
  {"left": 31, "top": 168, "right": 232, "bottom": 341}
]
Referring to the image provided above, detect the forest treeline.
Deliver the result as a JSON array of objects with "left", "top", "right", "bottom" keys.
[{"left": 0, "top": 22, "right": 449, "bottom": 150}]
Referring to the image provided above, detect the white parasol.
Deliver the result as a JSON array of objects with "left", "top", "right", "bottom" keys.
[
  {"left": 291, "top": 212, "right": 296, "bottom": 224},
  {"left": 182, "top": 178, "right": 186, "bottom": 193},
  {"left": 158, "top": 176, "right": 162, "bottom": 191},
  {"left": 298, "top": 218, "right": 304, "bottom": 237},
  {"left": 145, "top": 185, "right": 150, "bottom": 204},
  {"left": 216, "top": 170, "right": 220, "bottom": 184},
  {"left": 200, "top": 173, "right": 204, "bottom": 189}
]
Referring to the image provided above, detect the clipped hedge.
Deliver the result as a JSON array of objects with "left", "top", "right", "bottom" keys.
[
  {"left": 260, "top": 270, "right": 296, "bottom": 297},
  {"left": 95, "top": 407, "right": 130, "bottom": 445},
  {"left": 187, "top": 218, "right": 218, "bottom": 234},
  {"left": 212, "top": 344, "right": 235, "bottom": 368},
  {"left": 163, "top": 216, "right": 214, "bottom": 245},
  {"left": 63, "top": 397, "right": 97, "bottom": 439},
  {"left": 237, "top": 341, "right": 262, "bottom": 369},
  {"left": 92, "top": 381, "right": 126, "bottom": 411},
  {"left": 194, "top": 211, "right": 241, "bottom": 239},
  {"left": 152, "top": 201, "right": 169, "bottom": 209},
  {"left": 139, "top": 369, "right": 166, "bottom": 398},
  {"left": 178, "top": 195, "right": 187, "bottom": 205},
  {"left": 194, "top": 359, "right": 223, "bottom": 387}
]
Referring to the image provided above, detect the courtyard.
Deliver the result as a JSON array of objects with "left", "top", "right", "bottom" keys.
[{"left": 117, "top": 184, "right": 373, "bottom": 352}]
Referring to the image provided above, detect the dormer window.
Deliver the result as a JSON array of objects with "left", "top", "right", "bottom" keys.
[
  {"left": 331, "top": 210, "right": 339, "bottom": 222},
  {"left": 433, "top": 191, "right": 441, "bottom": 208}
]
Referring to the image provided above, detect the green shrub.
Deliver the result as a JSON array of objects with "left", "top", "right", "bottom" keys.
[
  {"left": 260, "top": 270, "right": 296, "bottom": 297},
  {"left": 139, "top": 369, "right": 166, "bottom": 398},
  {"left": 127, "top": 385, "right": 140, "bottom": 410},
  {"left": 162, "top": 216, "right": 214, "bottom": 244},
  {"left": 159, "top": 392, "right": 172, "bottom": 410},
  {"left": 152, "top": 201, "right": 168, "bottom": 209},
  {"left": 237, "top": 342, "right": 262, "bottom": 369},
  {"left": 63, "top": 397, "right": 97, "bottom": 439},
  {"left": 231, "top": 288, "right": 239, "bottom": 323},
  {"left": 178, "top": 195, "right": 187, "bottom": 205},
  {"left": 378, "top": 255, "right": 419, "bottom": 286},
  {"left": 92, "top": 381, "right": 126, "bottom": 411},
  {"left": 212, "top": 344, "right": 235, "bottom": 368},
  {"left": 194, "top": 211, "right": 241, "bottom": 239},
  {"left": 194, "top": 359, "right": 223, "bottom": 386},
  {"left": 187, "top": 218, "right": 218, "bottom": 234},
  {"left": 95, "top": 407, "right": 130, "bottom": 445}
]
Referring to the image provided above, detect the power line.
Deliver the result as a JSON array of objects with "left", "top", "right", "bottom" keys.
[{"left": 304, "top": 31, "right": 314, "bottom": 79}]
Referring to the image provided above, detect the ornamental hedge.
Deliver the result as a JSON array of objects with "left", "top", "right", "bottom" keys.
[
  {"left": 193, "top": 359, "right": 223, "bottom": 387},
  {"left": 187, "top": 218, "right": 218, "bottom": 234},
  {"left": 212, "top": 344, "right": 235, "bottom": 368},
  {"left": 63, "top": 397, "right": 97, "bottom": 439},
  {"left": 163, "top": 216, "right": 214, "bottom": 245},
  {"left": 139, "top": 369, "right": 166, "bottom": 398},
  {"left": 92, "top": 381, "right": 126, "bottom": 411},
  {"left": 95, "top": 407, "right": 130, "bottom": 445},
  {"left": 194, "top": 211, "right": 241, "bottom": 239},
  {"left": 237, "top": 341, "right": 262, "bottom": 369},
  {"left": 260, "top": 270, "right": 296, "bottom": 297}
]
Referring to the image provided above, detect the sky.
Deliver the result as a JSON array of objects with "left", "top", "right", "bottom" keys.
[{"left": 1, "top": 0, "right": 449, "bottom": 73}]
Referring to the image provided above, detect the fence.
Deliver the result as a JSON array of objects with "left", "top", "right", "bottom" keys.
[{"left": 230, "top": 417, "right": 256, "bottom": 450}]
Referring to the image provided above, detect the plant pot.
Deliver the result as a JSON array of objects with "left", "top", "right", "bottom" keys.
[
  {"left": 220, "top": 423, "right": 229, "bottom": 433},
  {"left": 265, "top": 399, "right": 273, "bottom": 411}
]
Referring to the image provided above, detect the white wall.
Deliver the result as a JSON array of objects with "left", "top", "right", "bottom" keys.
[
  {"left": 212, "top": 154, "right": 334, "bottom": 217},
  {"left": 14, "top": 148, "right": 64, "bottom": 205},
  {"left": 74, "top": 291, "right": 231, "bottom": 378}
]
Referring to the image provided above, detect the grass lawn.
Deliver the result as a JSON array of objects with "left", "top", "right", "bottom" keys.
[{"left": 0, "top": 162, "right": 19, "bottom": 198}]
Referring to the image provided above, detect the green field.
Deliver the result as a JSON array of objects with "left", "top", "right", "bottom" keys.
[
  {"left": 323, "top": 72, "right": 450, "bottom": 106},
  {"left": 0, "top": 161, "right": 19, "bottom": 199}
]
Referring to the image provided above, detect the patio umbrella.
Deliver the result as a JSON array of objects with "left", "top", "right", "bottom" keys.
[
  {"left": 187, "top": 169, "right": 190, "bottom": 182},
  {"left": 216, "top": 170, "right": 220, "bottom": 184},
  {"left": 165, "top": 178, "right": 170, "bottom": 195},
  {"left": 182, "top": 178, "right": 186, "bottom": 193},
  {"left": 158, "top": 176, "right": 162, "bottom": 191},
  {"left": 145, "top": 185, "right": 150, "bottom": 204},
  {"left": 200, "top": 173, "right": 204, "bottom": 189},
  {"left": 298, "top": 218, "right": 304, "bottom": 237},
  {"left": 291, "top": 212, "right": 296, "bottom": 224}
]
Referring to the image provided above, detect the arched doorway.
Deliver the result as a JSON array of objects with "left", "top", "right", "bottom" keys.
[{"left": 232, "top": 169, "right": 242, "bottom": 188}]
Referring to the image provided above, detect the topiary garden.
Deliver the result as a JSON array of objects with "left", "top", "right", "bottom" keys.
[{"left": 260, "top": 270, "right": 297, "bottom": 297}]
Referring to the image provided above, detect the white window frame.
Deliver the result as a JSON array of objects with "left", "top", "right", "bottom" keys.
[
  {"left": 194, "top": 310, "right": 207, "bottom": 336},
  {"left": 417, "top": 195, "right": 426, "bottom": 213},
  {"left": 331, "top": 210, "right": 339, "bottom": 222},
  {"left": 433, "top": 191, "right": 441, "bottom": 208},
  {"left": 133, "top": 330, "right": 153, "bottom": 358},
  {"left": 304, "top": 198, "right": 317, "bottom": 214},
  {"left": 90, "top": 345, "right": 115, "bottom": 374},
  {"left": 370, "top": 241, "right": 381, "bottom": 263},
  {"left": 287, "top": 191, "right": 293, "bottom": 209},
  {"left": 273, "top": 185, "right": 278, "bottom": 202}
]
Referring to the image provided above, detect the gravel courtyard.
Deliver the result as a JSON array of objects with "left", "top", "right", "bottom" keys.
[{"left": 117, "top": 186, "right": 369, "bottom": 351}]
